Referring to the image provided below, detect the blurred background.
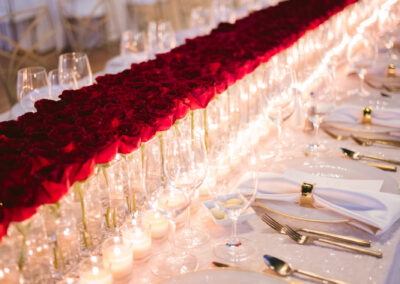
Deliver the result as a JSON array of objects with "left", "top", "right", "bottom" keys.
[{"left": 0, "top": 0, "right": 275, "bottom": 114}]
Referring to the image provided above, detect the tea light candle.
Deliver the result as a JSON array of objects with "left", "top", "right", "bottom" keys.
[
  {"left": 143, "top": 210, "right": 169, "bottom": 239},
  {"left": 79, "top": 257, "right": 112, "bottom": 284},
  {"left": 122, "top": 220, "right": 152, "bottom": 260},
  {"left": 102, "top": 237, "right": 133, "bottom": 279}
]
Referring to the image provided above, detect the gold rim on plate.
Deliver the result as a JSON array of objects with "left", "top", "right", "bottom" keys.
[{"left": 255, "top": 200, "right": 351, "bottom": 223}]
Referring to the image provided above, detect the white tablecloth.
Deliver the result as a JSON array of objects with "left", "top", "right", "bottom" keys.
[{"left": 124, "top": 66, "right": 400, "bottom": 284}]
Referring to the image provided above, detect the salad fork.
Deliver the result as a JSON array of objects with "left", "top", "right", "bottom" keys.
[
  {"left": 261, "top": 213, "right": 371, "bottom": 247},
  {"left": 283, "top": 225, "right": 382, "bottom": 258}
]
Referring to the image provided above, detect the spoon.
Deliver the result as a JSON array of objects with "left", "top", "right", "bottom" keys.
[{"left": 263, "top": 254, "right": 348, "bottom": 284}]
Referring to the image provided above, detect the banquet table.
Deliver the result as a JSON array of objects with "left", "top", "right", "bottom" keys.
[
  {"left": 119, "top": 66, "right": 400, "bottom": 284},
  {"left": 1, "top": 0, "right": 400, "bottom": 283}
]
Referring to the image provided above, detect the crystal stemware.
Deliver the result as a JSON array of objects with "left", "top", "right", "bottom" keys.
[
  {"left": 303, "top": 70, "right": 336, "bottom": 155},
  {"left": 262, "top": 66, "right": 296, "bottom": 160},
  {"left": 147, "top": 21, "right": 176, "bottom": 57},
  {"left": 58, "top": 52, "right": 93, "bottom": 90},
  {"left": 163, "top": 128, "right": 209, "bottom": 249},
  {"left": 210, "top": 147, "right": 259, "bottom": 263},
  {"left": 347, "top": 33, "right": 378, "bottom": 97},
  {"left": 17, "top": 66, "right": 50, "bottom": 112}
]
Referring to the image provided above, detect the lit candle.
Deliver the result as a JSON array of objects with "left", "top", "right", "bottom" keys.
[
  {"left": 79, "top": 257, "right": 112, "bottom": 284},
  {"left": 143, "top": 210, "right": 169, "bottom": 239},
  {"left": 102, "top": 237, "right": 133, "bottom": 279},
  {"left": 122, "top": 220, "right": 152, "bottom": 260}
]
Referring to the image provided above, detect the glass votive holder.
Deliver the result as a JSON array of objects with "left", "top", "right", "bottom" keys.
[
  {"left": 102, "top": 236, "right": 133, "bottom": 280},
  {"left": 121, "top": 219, "right": 152, "bottom": 261},
  {"left": 79, "top": 256, "right": 112, "bottom": 284},
  {"left": 143, "top": 210, "right": 169, "bottom": 240}
]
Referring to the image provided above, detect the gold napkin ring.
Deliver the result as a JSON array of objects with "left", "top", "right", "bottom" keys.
[
  {"left": 387, "top": 64, "right": 396, "bottom": 78},
  {"left": 300, "top": 182, "right": 314, "bottom": 207},
  {"left": 362, "top": 107, "right": 372, "bottom": 124}
]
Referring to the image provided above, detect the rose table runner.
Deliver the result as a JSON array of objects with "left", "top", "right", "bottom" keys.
[{"left": 0, "top": 0, "right": 357, "bottom": 240}]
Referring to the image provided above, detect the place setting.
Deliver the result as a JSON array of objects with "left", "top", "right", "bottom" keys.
[{"left": 1, "top": 0, "right": 400, "bottom": 284}]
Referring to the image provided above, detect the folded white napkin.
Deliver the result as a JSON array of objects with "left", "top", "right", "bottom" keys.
[
  {"left": 324, "top": 104, "right": 400, "bottom": 128},
  {"left": 250, "top": 169, "right": 400, "bottom": 235},
  {"left": 365, "top": 65, "right": 400, "bottom": 89}
]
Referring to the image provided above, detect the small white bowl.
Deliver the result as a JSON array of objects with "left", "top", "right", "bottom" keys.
[{"left": 202, "top": 195, "right": 255, "bottom": 226}]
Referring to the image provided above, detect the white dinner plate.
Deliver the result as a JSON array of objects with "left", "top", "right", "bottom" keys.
[
  {"left": 158, "top": 269, "right": 286, "bottom": 284},
  {"left": 257, "top": 157, "right": 399, "bottom": 222}
]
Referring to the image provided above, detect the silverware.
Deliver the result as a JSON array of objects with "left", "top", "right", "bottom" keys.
[
  {"left": 284, "top": 225, "right": 383, "bottom": 258},
  {"left": 260, "top": 213, "right": 371, "bottom": 247},
  {"left": 321, "top": 127, "right": 348, "bottom": 141},
  {"left": 263, "top": 254, "right": 349, "bottom": 284},
  {"left": 361, "top": 162, "right": 397, "bottom": 172},
  {"left": 351, "top": 135, "right": 400, "bottom": 148},
  {"left": 341, "top": 147, "right": 400, "bottom": 166},
  {"left": 212, "top": 261, "right": 230, "bottom": 268}
]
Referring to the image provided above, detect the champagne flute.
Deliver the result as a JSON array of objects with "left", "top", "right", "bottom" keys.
[
  {"left": 58, "top": 52, "right": 93, "bottom": 90},
  {"left": 347, "top": 33, "right": 378, "bottom": 97},
  {"left": 378, "top": 7, "right": 400, "bottom": 61},
  {"left": 17, "top": 66, "right": 50, "bottom": 113}
]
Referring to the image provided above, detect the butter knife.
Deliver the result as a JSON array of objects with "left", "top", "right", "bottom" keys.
[{"left": 341, "top": 147, "right": 400, "bottom": 166}]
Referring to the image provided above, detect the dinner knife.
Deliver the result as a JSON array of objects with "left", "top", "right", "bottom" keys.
[
  {"left": 354, "top": 136, "right": 400, "bottom": 147},
  {"left": 341, "top": 147, "right": 400, "bottom": 166}
]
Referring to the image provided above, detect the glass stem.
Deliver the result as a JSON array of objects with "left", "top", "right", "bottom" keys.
[
  {"left": 229, "top": 217, "right": 240, "bottom": 246},
  {"left": 313, "top": 122, "right": 320, "bottom": 145},
  {"left": 184, "top": 202, "right": 192, "bottom": 232},
  {"left": 169, "top": 220, "right": 177, "bottom": 253}
]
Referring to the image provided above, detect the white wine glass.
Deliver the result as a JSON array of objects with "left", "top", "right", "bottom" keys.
[
  {"left": 211, "top": 147, "right": 259, "bottom": 263},
  {"left": 303, "top": 71, "right": 336, "bottom": 155},
  {"left": 17, "top": 66, "right": 50, "bottom": 113},
  {"left": 347, "top": 33, "right": 378, "bottom": 97},
  {"left": 58, "top": 52, "right": 93, "bottom": 90}
]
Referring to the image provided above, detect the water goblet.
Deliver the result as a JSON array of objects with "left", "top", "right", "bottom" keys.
[
  {"left": 262, "top": 66, "right": 296, "bottom": 160},
  {"left": 163, "top": 128, "right": 209, "bottom": 249}
]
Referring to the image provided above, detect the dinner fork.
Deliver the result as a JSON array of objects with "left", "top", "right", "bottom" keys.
[
  {"left": 284, "top": 225, "right": 382, "bottom": 258},
  {"left": 260, "top": 213, "right": 371, "bottom": 247}
]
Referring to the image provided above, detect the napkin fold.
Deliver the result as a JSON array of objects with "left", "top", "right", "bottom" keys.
[
  {"left": 364, "top": 65, "right": 400, "bottom": 89},
  {"left": 249, "top": 169, "right": 400, "bottom": 235},
  {"left": 324, "top": 104, "right": 400, "bottom": 128}
]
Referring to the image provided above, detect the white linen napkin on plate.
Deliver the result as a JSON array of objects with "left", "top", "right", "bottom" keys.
[
  {"left": 249, "top": 169, "right": 400, "bottom": 235},
  {"left": 364, "top": 65, "right": 400, "bottom": 89},
  {"left": 324, "top": 104, "right": 400, "bottom": 128}
]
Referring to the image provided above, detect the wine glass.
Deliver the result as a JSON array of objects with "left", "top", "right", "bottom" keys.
[
  {"left": 347, "top": 33, "right": 378, "bottom": 97},
  {"left": 48, "top": 69, "right": 64, "bottom": 100},
  {"left": 143, "top": 136, "right": 166, "bottom": 211},
  {"left": 58, "top": 52, "right": 93, "bottom": 90},
  {"left": 147, "top": 21, "right": 176, "bottom": 57},
  {"left": 163, "top": 128, "right": 209, "bottom": 249},
  {"left": 262, "top": 66, "right": 296, "bottom": 160},
  {"left": 378, "top": 7, "right": 400, "bottom": 61},
  {"left": 210, "top": 147, "right": 259, "bottom": 263},
  {"left": 120, "top": 30, "right": 149, "bottom": 61},
  {"left": 303, "top": 70, "right": 336, "bottom": 155},
  {"left": 17, "top": 66, "right": 50, "bottom": 112}
]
